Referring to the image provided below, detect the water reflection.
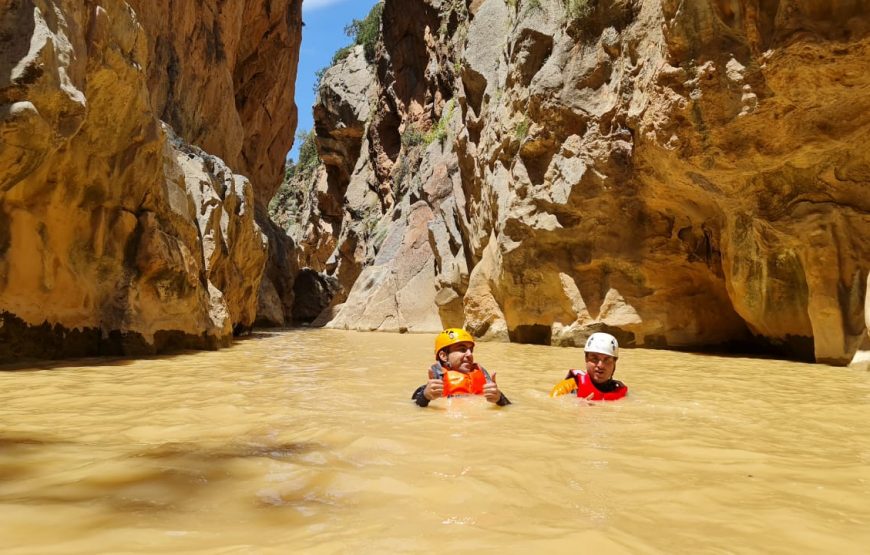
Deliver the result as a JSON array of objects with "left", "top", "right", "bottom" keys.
[{"left": 0, "top": 329, "right": 868, "bottom": 553}]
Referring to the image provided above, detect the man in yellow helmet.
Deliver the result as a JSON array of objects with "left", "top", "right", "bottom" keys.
[{"left": 412, "top": 328, "right": 510, "bottom": 407}]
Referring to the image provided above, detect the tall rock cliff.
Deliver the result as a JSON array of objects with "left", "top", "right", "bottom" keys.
[
  {"left": 0, "top": 0, "right": 302, "bottom": 361},
  {"left": 286, "top": 0, "right": 869, "bottom": 365}
]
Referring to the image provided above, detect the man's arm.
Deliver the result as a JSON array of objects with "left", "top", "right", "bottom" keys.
[
  {"left": 411, "top": 385, "right": 430, "bottom": 407},
  {"left": 549, "top": 378, "right": 577, "bottom": 397}
]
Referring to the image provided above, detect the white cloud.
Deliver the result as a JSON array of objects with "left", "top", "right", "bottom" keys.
[{"left": 302, "top": 0, "right": 350, "bottom": 13}]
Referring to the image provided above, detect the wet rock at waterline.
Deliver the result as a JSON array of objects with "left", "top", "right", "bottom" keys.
[{"left": 292, "top": 269, "right": 340, "bottom": 324}]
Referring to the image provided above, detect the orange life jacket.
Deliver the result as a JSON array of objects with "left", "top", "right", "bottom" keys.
[
  {"left": 429, "top": 363, "right": 491, "bottom": 397},
  {"left": 572, "top": 369, "right": 627, "bottom": 401}
]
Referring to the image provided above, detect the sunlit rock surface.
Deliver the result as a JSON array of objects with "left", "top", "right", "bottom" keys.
[
  {"left": 0, "top": 1, "right": 301, "bottom": 361},
  {"left": 127, "top": 0, "right": 302, "bottom": 206},
  {"left": 290, "top": 0, "right": 868, "bottom": 364}
]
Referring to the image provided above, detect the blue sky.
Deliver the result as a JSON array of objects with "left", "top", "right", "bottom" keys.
[{"left": 290, "top": 0, "right": 380, "bottom": 161}]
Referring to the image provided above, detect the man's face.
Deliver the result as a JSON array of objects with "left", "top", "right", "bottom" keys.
[
  {"left": 440, "top": 341, "right": 475, "bottom": 373},
  {"left": 585, "top": 352, "right": 616, "bottom": 384}
]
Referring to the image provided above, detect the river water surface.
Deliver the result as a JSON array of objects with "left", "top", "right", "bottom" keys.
[{"left": 1, "top": 329, "right": 868, "bottom": 553}]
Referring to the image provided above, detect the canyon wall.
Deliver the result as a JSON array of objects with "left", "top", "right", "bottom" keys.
[
  {"left": 0, "top": 0, "right": 302, "bottom": 361},
  {"left": 282, "top": 0, "right": 869, "bottom": 365}
]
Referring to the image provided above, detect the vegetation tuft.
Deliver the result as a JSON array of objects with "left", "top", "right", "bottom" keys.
[
  {"left": 401, "top": 127, "right": 425, "bottom": 149},
  {"left": 312, "top": 2, "right": 384, "bottom": 93},
  {"left": 284, "top": 129, "right": 319, "bottom": 181},
  {"left": 424, "top": 99, "right": 455, "bottom": 146},
  {"left": 400, "top": 99, "right": 456, "bottom": 151},
  {"left": 269, "top": 130, "right": 321, "bottom": 222},
  {"left": 392, "top": 156, "right": 411, "bottom": 198},
  {"left": 563, "top": 0, "right": 591, "bottom": 20},
  {"left": 345, "top": 2, "right": 384, "bottom": 63},
  {"left": 515, "top": 118, "right": 530, "bottom": 141},
  {"left": 313, "top": 67, "right": 326, "bottom": 94},
  {"left": 331, "top": 45, "right": 354, "bottom": 65},
  {"left": 439, "top": 0, "right": 469, "bottom": 38}
]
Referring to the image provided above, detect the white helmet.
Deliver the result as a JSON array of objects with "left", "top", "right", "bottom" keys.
[{"left": 585, "top": 332, "right": 619, "bottom": 357}]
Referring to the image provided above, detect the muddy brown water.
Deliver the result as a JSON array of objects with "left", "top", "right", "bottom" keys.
[{"left": 1, "top": 329, "right": 868, "bottom": 553}]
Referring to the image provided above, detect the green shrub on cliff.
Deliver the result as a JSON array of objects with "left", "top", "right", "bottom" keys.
[
  {"left": 313, "top": 45, "right": 354, "bottom": 94},
  {"left": 424, "top": 99, "right": 455, "bottom": 146},
  {"left": 296, "top": 129, "right": 320, "bottom": 175},
  {"left": 345, "top": 2, "right": 383, "bottom": 63},
  {"left": 313, "top": 2, "right": 384, "bottom": 94},
  {"left": 331, "top": 45, "right": 354, "bottom": 65},
  {"left": 401, "top": 127, "right": 425, "bottom": 149},
  {"left": 313, "top": 67, "right": 326, "bottom": 94},
  {"left": 270, "top": 130, "right": 320, "bottom": 221},
  {"left": 439, "top": 0, "right": 469, "bottom": 39},
  {"left": 284, "top": 129, "right": 319, "bottom": 181},
  {"left": 515, "top": 118, "right": 529, "bottom": 141},
  {"left": 524, "top": 0, "right": 543, "bottom": 14},
  {"left": 563, "top": 0, "right": 591, "bottom": 19},
  {"left": 399, "top": 100, "right": 456, "bottom": 151}
]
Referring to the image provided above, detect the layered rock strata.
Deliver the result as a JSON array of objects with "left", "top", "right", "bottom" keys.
[
  {"left": 0, "top": 0, "right": 301, "bottom": 361},
  {"left": 288, "top": 0, "right": 869, "bottom": 364}
]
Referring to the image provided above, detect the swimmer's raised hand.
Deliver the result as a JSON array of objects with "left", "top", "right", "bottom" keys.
[
  {"left": 424, "top": 368, "right": 444, "bottom": 400},
  {"left": 483, "top": 372, "right": 502, "bottom": 404}
]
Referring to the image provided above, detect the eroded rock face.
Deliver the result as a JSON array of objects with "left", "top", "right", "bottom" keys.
[
  {"left": 127, "top": 0, "right": 302, "bottom": 205},
  {"left": 0, "top": 1, "right": 300, "bottom": 361},
  {"left": 292, "top": 0, "right": 868, "bottom": 365},
  {"left": 315, "top": 46, "right": 374, "bottom": 192}
]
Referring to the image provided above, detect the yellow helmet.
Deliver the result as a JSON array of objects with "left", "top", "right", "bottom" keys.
[{"left": 434, "top": 328, "right": 475, "bottom": 357}]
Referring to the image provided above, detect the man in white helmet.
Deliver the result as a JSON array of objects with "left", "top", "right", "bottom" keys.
[{"left": 549, "top": 332, "right": 628, "bottom": 401}]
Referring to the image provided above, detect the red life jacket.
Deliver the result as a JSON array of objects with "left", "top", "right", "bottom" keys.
[
  {"left": 571, "top": 370, "right": 627, "bottom": 401},
  {"left": 430, "top": 363, "right": 491, "bottom": 397}
]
